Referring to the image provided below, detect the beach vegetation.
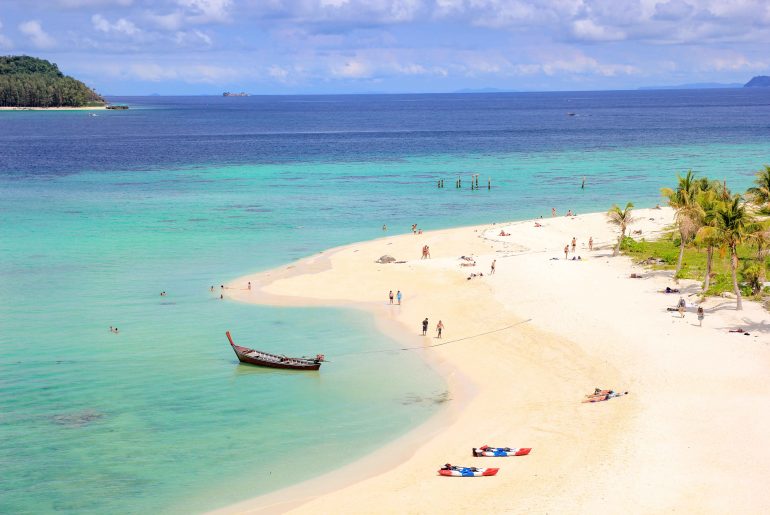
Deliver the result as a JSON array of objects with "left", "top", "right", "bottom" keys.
[
  {"left": 746, "top": 165, "right": 770, "bottom": 214},
  {"left": 661, "top": 170, "right": 706, "bottom": 275},
  {"left": 607, "top": 202, "right": 635, "bottom": 256},
  {"left": 0, "top": 55, "right": 104, "bottom": 107}
]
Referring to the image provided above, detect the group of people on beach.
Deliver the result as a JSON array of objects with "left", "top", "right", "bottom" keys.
[
  {"left": 422, "top": 317, "right": 444, "bottom": 338},
  {"left": 561, "top": 236, "right": 593, "bottom": 260},
  {"left": 388, "top": 290, "right": 403, "bottom": 305},
  {"left": 412, "top": 224, "right": 423, "bottom": 235},
  {"left": 551, "top": 208, "right": 578, "bottom": 217}
]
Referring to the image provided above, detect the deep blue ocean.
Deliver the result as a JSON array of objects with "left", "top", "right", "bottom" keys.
[{"left": 1, "top": 90, "right": 769, "bottom": 514}]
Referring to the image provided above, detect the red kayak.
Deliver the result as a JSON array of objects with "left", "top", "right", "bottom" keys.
[
  {"left": 473, "top": 445, "right": 531, "bottom": 457},
  {"left": 438, "top": 465, "right": 498, "bottom": 477}
]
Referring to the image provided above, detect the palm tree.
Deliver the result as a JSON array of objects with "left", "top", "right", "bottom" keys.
[
  {"left": 607, "top": 202, "right": 635, "bottom": 256},
  {"left": 746, "top": 223, "right": 770, "bottom": 285},
  {"left": 714, "top": 195, "right": 752, "bottom": 310},
  {"left": 693, "top": 189, "right": 722, "bottom": 291},
  {"left": 746, "top": 165, "right": 770, "bottom": 211},
  {"left": 661, "top": 171, "right": 705, "bottom": 275}
]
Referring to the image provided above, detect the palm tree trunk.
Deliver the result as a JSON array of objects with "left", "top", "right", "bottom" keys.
[
  {"left": 703, "top": 246, "right": 713, "bottom": 291},
  {"left": 675, "top": 232, "right": 686, "bottom": 275},
  {"left": 614, "top": 227, "right": 626, "bottom": 256},
  {"left": 731, "top": 247, "right": 743, "bottom": 310},
  {"left": 758, "top": 244, "right": 767, "bottom": 284}
]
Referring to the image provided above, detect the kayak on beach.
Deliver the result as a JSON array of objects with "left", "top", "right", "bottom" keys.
[
  {"left": 473, "top": 445, "right": 531, "bottom": 457},
  {"left": 438, "top": 464, "right": 499, "bottom": 477}
]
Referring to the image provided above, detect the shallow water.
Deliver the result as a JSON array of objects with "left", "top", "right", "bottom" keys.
[{"left": 1, "top": 90, "right": 769, "bottom": 513}]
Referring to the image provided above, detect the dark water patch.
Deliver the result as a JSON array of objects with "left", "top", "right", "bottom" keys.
[{"left": 50, "top": 409, "right": 105, "bottom": 428}]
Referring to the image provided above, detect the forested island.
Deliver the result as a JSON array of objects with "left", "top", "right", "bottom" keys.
[
  {"left": 743, "top": 76, "right": 770, "bottom": 88},
  {"left": 0, "top": 56, "right": 104, "bottom": 108}
]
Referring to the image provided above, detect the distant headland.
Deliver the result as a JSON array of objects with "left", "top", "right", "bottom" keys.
[
  {"left": 744, "top": 76, "right": 770, "bottom": 88},
  {"left": 223, "top": 92, "right": 249, "bottom": 97},
  {"left": 0, "top": 56, "right": 105, "bottom": 108}
]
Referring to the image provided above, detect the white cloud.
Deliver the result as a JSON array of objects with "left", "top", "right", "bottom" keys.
[
  {"left": 18, "top": 20, "right": 56, "bottom": 48},
  {"left": 331, "top": 58, "right": 371, "bottom": 78},
  {"left": 91, "top": 14, "right": 140, "bottom": 36},
  {"left": 122, "top": 61, "right": 239, "bottom": 83},
  {"left": 174, "top": 29, "right": 213, "bottom": 46},
  {"left": 176, "top": 0, "right": 232, "bottom": 23},
  {"left": 56, "top": 0, "right": 133, "bottom": 7},
  {"left": 145, "top": 11, "right": 185, "bottom": 31},
  {"left": 571, "top": 18, "right": 626, "bottom": 42}
]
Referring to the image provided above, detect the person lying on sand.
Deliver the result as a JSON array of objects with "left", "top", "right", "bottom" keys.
[
  {"left": 728, "top": 328, "right": 751, "bottom": 335},
  {"left": 534, "top": 222, "right": 542, "bottom": 227},
  {"left": 582, "top": 390, "right": 628, "bottom": 403},
  {"left": 661, "top": 286, "right": 680, "bottom": 293},
  {"left": 467, "top": 272, "right": 484, "bottom": 280},
  {"left": 499, "top": 230, "right": 510, "bottom": 236},
  {"left": 629, "top": 273, "right": 642, "bottom": 278}
]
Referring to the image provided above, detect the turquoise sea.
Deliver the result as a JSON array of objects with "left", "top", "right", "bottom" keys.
[{"left": 1, "top": 91, "right": 769, "bottom": 513}]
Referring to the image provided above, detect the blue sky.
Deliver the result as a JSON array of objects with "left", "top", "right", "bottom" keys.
[{"left": 1, "top": 0, "right": 768, "bottom": 94}]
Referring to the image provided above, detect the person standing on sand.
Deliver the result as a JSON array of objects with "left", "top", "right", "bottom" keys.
[
  {"left": 247, "top": 281, "right": 251, "bottom": 290},
  {"left": 389, "top": 290, "right": 394, "bottom": 304},
  {"left": 552, "top": 208, "right": 556, "bottom": 217},
  {"left": 677, "top": 297, "right": 686, "bottom": 318},
  {"left": 589, "top": 236, "right": 593, "bottom": 251},
  {"left": 697, "top": 306, "right": 704, "bottom": 326},
  {"left": 571, "top": 237, "right": 576, "bottom": 254},
  {"left": 422, "top": 318, "right": 429, "bottom": 336},
  {"left": 564, "top": 245, "right": 569, "bottom": 259},
  {"left": 436, "top": 320, "right": 444, "bottom": 338},
  {"left": 397, "top": 290, "right": 402, "bottom": 305},
  {"left": 490, "top": 259, "right": 496, "bottom": 274},
  {"left": 425, "top": 246, "right": 431, "bottom": 259}
]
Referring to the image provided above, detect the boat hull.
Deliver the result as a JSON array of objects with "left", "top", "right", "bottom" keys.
[
  {"left": 473, "top": 446, "right": 531, "bottom": 457},
  {"left": 226, "top": 331, "right": 321, "bottom": 370},
  {"left": 439, "top": 467, "right": 498, "bottom": 477}
]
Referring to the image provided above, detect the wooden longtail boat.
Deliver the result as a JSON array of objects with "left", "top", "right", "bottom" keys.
[{"left": 226, "top": 331, "right": 323, "bottom": 370}]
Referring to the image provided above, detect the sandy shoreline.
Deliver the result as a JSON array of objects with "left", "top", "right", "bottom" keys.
[
  {"left": 0, "top": 106, "right": 107, "bottom": 111},
  {"left": 219, "top": 208, "right": 770, "bottom": 514}
]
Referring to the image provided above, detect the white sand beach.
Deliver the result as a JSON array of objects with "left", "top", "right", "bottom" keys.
[
  {"left": 220, "top": 208, "right": 770, "bottom": 514},
  {"left": 0, "top": 106, "right": 107, "bottom": 111}
]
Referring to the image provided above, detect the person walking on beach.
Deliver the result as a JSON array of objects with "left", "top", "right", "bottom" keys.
[
  {"left": 490, "top": 259, "right": 496, "bottom": 274},
  {"left": 247, "top": 281, "right": 251, "bottom": 290},
  {"left": 412, "top": 224, "right": 417, "bottom": 234},
  {"left": 589, "top": 236, "right": 593, "bottom": 251},
  {"left": 425, "top": 246, "right": 431, "bottom": 259},
  {"left": 396, "top": 290, "right": 402, "bottom": 305},
  {"left": 571, "top": 237, "right": 577, "bottom": 254},
  {"left": 677, "top": 297, "right": 686, "bottom": 318},
  {"left": 421, "top": 245, "right": 427, "bottom": 259},
  {"left": 436, "top": 320, "right": 444, "bottom": 338},
  {"left": 697, "top": 306, "right": 704, "bottom": 326},
  {"left": 564, "top": 245, "right": 569, "bottom": 259},
  {"left": 389, "top": 290, "right": 394, "bottom": 304},
  {"left": 552, "top": 208, "right": 556, "bottom": 217},
  {"left": 422, "top": 318, "right": 429, "bottom": 336}
]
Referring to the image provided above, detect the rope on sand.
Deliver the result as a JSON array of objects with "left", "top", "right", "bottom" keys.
[{"left": 335, "top": 318, "right": 532, "bottom": 357}]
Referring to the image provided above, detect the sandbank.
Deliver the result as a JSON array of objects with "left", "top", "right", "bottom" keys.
[{"left": 219, "top": 207, "right": 770, "bottom": 514}]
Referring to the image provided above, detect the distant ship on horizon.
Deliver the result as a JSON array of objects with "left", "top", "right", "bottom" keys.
[{"left": 223, "top": 92, "right": 249, "bottom": 97}]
